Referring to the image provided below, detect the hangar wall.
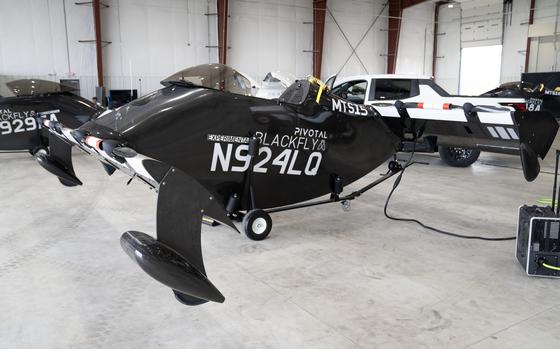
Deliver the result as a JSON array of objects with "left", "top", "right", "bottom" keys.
[
  {"left": 501, "top": 0, "right": 531, "bottom": 83},
  {"left": 434, "top": 5, "right": 461, "bottom": 93},
  {"left": 435, "top": 0, "right": 511, "bottom": 93},
  {"left": 0, "top": 0, "right": 97, "bottom": 96},
  {"left": 527, "top": 0, "right": 560, "bottom": 72},
  {"left": 2, "top": 0, "right": 557, "bottom": 99},
  {"left": 227, "top": 0, "right": 312, "bottom": 81},
  {"left": 395, "top": 1, "right": 434, "bottom": 76},
  {"left": 433, "top": 0, "right": 560, "bottom": 93},
  {"left": 321, "top": 0, "right": 388, "bottom": 79},
  {"left": 434, "top": 0, "right": 534, "bottom": 94},
  {"left": 227, "top": 0, "right": 389, "bottom": 81},
  {"left": 0, "top": 0, "right": 388, "bottom": 98},
  {"left": 102, "top": 0, "right": 218, "bottom": 96},
  {"left": 0, "top": 0, "right": 219, "bottom": 99}
]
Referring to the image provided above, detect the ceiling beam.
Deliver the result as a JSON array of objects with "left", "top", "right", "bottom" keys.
[
  {"left": 217, "top": 0, "right": 229, "bottom": 65},
  {"left": 313, "top": 0, "right": 327, "bottom": 78}
]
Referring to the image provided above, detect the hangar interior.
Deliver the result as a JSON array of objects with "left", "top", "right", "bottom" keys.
[
  {"left": 2, "top": 0, "right": 557, "bottom": 95},
  {"left": 2, "top": 0, "right": 560, "bottom": 348}
]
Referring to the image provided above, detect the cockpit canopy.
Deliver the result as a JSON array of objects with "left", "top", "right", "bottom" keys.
[
  {"left": 161, "top": 64, "right": 252, "bottom": 96},
  {"left": 2, "top": 79, "right": 77, "bottom": 97}
]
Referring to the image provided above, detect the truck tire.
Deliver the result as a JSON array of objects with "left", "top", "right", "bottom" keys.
[{"left": 438, "top": 146, "right": 480, "bottom": 167}]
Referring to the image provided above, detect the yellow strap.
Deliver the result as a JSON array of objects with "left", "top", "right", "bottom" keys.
[
  {"left": 316, "top": 83, "right": 325, "bottom": 103},
  {"left": 542, "top": 262, "right": 560, "bottom": 271},
  {"left": 307, "top": 76, "right": 322, "bottom": 85},
  {"left": 307, "top": 76, "right": 326, "bottom": 103}
]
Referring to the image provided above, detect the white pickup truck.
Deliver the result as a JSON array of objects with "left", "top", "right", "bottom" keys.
[{"left": 329, "top": 74, "right": 527, "bottom": 166}]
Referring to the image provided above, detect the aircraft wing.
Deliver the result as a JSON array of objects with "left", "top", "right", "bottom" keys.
[
  {"left": 371, "top": 101, "right": 558, "bottom": 181},
  {"left": 35, "top": 114, "right": 237, "bottom": 305}
]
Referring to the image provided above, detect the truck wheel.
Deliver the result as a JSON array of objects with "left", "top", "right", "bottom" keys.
[
  {"left": 242, "top": 209, "right": 272, "bottom": 241},
  {"left": 438, "top": 147, "right": 480, "bottom": 167}
]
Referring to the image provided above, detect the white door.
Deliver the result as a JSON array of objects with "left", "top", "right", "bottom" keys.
[{"left": 459, "top": 45, "right": 502, "bottom": 95}]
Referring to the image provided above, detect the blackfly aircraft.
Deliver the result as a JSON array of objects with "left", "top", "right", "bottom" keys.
[
  {"left": 0, "top": 79, "right": 101, "bottom": 155},
  {"left": 482, "top": 81, "right": 560, "bottom": 116},
  {"left": 33, "top": 64, "right": 558, "bottom": 306}
]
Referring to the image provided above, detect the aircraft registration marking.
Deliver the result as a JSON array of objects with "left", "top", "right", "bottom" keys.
[
  {"left": 208, "top": 128, "right": 327, "bottom": 176},
  {"left": 0, "top": 109, "right": 39, "bottom": 135},
  {"left": 210, "top": 143, "right": 322, "bottom": 176},
  {"left": 331, "top": 98, "right": 370, "bottom": 116}
]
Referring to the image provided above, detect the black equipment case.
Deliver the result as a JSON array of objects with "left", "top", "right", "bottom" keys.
[{"left": 516, "top": 150, "right": 560, "bottom": 277}]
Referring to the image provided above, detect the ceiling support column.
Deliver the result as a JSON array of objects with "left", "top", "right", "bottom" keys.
[
  {"left": 432, "top": 1, "right": 445, "bottom": 78},
  {"left": 93, "top": 0, "right": 104, "bottom": 87},
  {"left": 387, "top": 0, "right": 402, "bottom": 74},
  {"left": 313, "top": 0, "right": 327, "bottom": 78},
  {"left": 524, "top": 0, "right": 536, "bottom": 73},
  {"left": 217, "top": 0, "right": 229, "bottom": 65}
]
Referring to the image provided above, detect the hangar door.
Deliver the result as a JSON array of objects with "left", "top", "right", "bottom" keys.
[
  {"left": 460, "top": 0, "right": 503, "bottom": 48},
  {"left": 459, "top": 0, "right": 504, "bottom": 94}
]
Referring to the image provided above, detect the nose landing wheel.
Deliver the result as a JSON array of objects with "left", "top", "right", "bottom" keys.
[{"left": 242, "top": 209, "right": 272, "bottom": 241}]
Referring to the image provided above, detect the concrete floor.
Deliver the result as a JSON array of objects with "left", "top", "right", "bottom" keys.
[{"left": 1, "top": 149, "right": 560, "bottom": 349}]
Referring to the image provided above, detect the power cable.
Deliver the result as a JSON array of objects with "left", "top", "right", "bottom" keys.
[
  {"left": 542, "top": 262, "right": 560, "bottom": 271},
  {"left": 383, "top": 138, "right": 516, "bottom": 241}
]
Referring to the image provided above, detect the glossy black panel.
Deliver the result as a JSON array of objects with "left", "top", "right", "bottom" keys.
[
  {"left": 143, "top": 159, "right": 171, "bottom": 182},
  {"left": 35, "top": 152, "right": 82, "bottom": 186},
  {"left": 173, "top": 290, "right": 208, "bottom": 306},
  {"left": 35, "top": 133, "right": 82, "bottom": 186},
  {"left": 84, "top": 86, "right": 400, "bottom": 210},
  {"left": 520, "top": 142, "right": 540, "bottom": 182},
  {"left": 513, "top": 111, "right": 559, "bottom": 159},
  {"left": 120, "top": 231, "right": 225, "bottom": 303},
  {"left": 0, "top": 92, "right": 99, "bottom": 151},
  {"left": 76, "top": 79, "right": 558, "bottom": 213}
]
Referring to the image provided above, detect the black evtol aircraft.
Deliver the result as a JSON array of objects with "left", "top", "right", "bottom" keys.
[
  {"left": 0, "top": 79, "right": 100, "bottom": 154},
  {"left": 35, "top": 64, "right": 558, "bottom": 305}
]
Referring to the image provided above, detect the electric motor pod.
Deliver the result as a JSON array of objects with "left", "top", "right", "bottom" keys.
[
  {"left": 242, "top": 209, "right": 272, "bottom": 241},
  {"left": 120, "top": 231, "right": 225, "bottom": 303}
]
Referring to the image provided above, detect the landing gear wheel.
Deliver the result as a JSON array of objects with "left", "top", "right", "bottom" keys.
[
  {"left": 438, "top": 146, "right": 480, "bottom": 167},
  {"left": 242, "top": 209, "right": 272, "bottom": 241},
  {"left": 30, "top": 146, "right": 48, "bottom": 156}
]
